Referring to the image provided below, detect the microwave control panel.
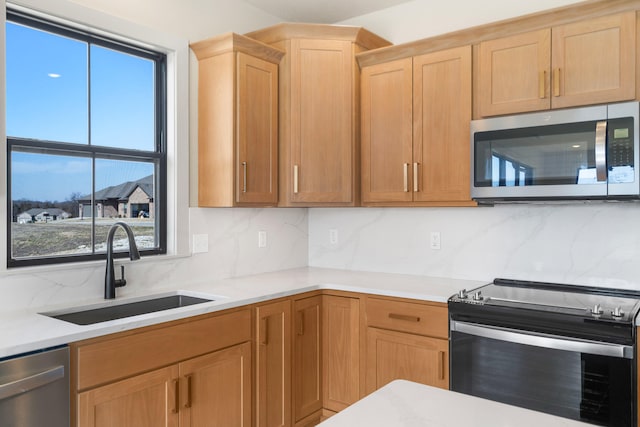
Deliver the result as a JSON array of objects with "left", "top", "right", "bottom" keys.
[{"left": 608, "top": 118, "right": 634, "bottom": 168}]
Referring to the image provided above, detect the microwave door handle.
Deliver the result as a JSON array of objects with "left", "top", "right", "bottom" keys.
[{"left": 595, "top": 120, "right": 607, "bottom": 182}]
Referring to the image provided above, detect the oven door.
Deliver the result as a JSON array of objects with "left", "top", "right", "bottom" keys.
[{"left": 450, "top": 320, "right": 635, "bottom": 426}]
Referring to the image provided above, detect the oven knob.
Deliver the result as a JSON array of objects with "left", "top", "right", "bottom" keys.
[
  {"left": 612, "top": 306, "right": 624, "bottom": 318},
  {"left": 591, "top": 304, "right": 603, "bottom": 315},
  {"left": 458, "top": 289, "right": 468, "bottom": 299},
  {"left": 473, "top": 291, "right": 484, "bottom": 301}
]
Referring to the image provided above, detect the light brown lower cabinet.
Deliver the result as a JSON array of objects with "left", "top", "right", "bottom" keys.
[
  {"left": 291, "top": 293, "right": 360, "bottom": 427},
  {"left": 179, "top": 343, "right": 252, "bottom": 426},
  {"left": 364, "top": 296, "right": 449, "bottom": 393},
  {"left": 72, "top": 308, "right": 252, "bottom": 427},
  {"left": 255, "top": 299, "right": 292, "bottom": 427},
  {"left": 293, "top": 295, "right": 323, "bottom": 422},
  {"left": 365, "top": 328, "right": 448, "bottom": 393},
  {"left": 322, "top": 295, "right": 361, "bottom": 412},
  {"left": 77, "top": 342, "right": 252, "bottom": 427},
  {"left": 78, "top": 365, "right": 179, "bottom": 427},
  {"left": 73, "top": 292, "right": 449, "bottom": 427}
]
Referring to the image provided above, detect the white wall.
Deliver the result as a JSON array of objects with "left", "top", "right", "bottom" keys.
[
  {"left": 308, "top": 0, "right": 640, "bottom": 289},
  {"left": 337, "top": 0, "right": 587, "bottom": 44},
  {"left": 0, "top": 0, "right": 308, "bottom": 313},
  {"left": 1, "top": 0, "right": 631, "bottom": 314}
]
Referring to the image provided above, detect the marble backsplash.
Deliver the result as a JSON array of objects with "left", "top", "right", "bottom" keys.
[
  {"left": 5, "top": 201, "right": 640, "bottom": 314},
  {"left": 308, "top": 203, "right": 640, "bottom": 290},
  {"left": 0, "top": 207, "right": 308, "bottom": 313}
]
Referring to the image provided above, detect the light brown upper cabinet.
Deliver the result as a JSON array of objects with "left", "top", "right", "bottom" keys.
[
  {"left": 478, "top": 12, "right": 636, "bottom": 116},
  {"left": 191, "top": 33, "right": 284, "bottom": 207},
  {"left": 360, "top": 46, "right": 475, "bottom": 206},
  {"left": 246, "top": 24, "right": 391, "bottom": 206}
]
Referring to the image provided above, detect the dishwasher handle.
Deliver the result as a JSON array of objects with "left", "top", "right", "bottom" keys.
[
  {"left": 0, "top": 365, "right": 65, "bottom": 401},
  {"left": 450, "top": 320, "right": 633, "bottom": 359}
]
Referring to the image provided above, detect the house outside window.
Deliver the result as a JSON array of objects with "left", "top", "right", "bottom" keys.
[{"left": 5, "top": 9, "right": 167, "bottom": 267}]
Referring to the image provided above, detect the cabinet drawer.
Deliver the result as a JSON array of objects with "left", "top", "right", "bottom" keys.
[
  {"left": 74, "top": 308, "right": 251, "bottom": 391},
  {"left": 366, "top": 297, "right": 447, "bottom": 338}
]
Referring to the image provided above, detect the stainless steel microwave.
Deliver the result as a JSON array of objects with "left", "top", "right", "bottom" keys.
[{"left": 471, "top": 102, "right": 639, "bottom": 202}]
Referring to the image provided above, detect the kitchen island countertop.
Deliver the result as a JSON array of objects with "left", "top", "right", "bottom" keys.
[{"left": 318, "top": 379, "right": 593, "bottom": 427}]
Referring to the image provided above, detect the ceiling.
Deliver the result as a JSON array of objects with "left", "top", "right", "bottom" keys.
[{"left": 242, "top": 0, "right": 415, "bottom": 23}]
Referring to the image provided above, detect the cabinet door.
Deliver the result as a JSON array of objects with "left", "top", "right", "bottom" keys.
[
  {"left": 179, "top": 342, "right": 252, "bottom": 427},
  {"left": 293, "top": 296, "right": 323, "bottom": 422},
  {"left": 322, "top": 295, "right": 360, "bottom": 412},
  {"left": 478, "top": 29, "right": 551, "bottom": 116},
  {"left": 361, "top": 58, "right": 414, "bottom": 203},
  {"left": 365, "top": 328, "right": 448, "bottom": 394},
  {"left": 237, "top": 52, "right": 279, "bottom": 205},
  {"left": 197, "top": 50, "right": 235, "bottom": 207},
  {"left": 77, "top": 365, "right": 179, "bottom": 427},
  {"left": 413, "top": 46, "right": 472, "bottom": 202},
  {"left": 289, "top": 39, "right": 354, "bottom": 204},
  {"left": 256, "top": 300, "right": 292, "bottom": 427},
  {"left": 551, "top": 11, "right": 636, "bottom": 109}
]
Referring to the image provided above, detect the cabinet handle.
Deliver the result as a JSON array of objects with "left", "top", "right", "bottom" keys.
[
  {"left": 388, "top": 313, "right": 420, "bottom": 322},
  {"left": 297, "top": 310, "right": 305, "bottom": 335},
  {"left": 438, "top": 351, "right": 445, "bottom": 380},
  {"left": 293, "top": 164, "right": 299, "bottom": 194},
  {"left": 261, "top": 317, "right": 269, "bottom": 345},
  {"left": 553, "top": 68, "right": 560, "bottom": 97},
  {"left": 413, "top": 162, "right": 419, "bottom": 192},
  {"left": 242, "top": 162, "right": 247, "bottom": 193},
  {"left": 403, "top": 163, "right": 409, "bottom": 192},
  {"left": 539, "top": 70, "right": 546, "bottom": 99},
  {"left": 184, "top": 375, "right": 193, "bottom": 408},
  {"left": 171, "top": 378, "right": 180, "bottom": 414}
]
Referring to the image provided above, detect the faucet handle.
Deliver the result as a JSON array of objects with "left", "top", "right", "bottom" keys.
[{"left": 115, "top": 265, "right": 127, "bottom": 288}]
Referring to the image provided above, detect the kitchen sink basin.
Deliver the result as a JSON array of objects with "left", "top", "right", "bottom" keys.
[{"left": 43, "top": 293, "right": 215, "bottom": 325}]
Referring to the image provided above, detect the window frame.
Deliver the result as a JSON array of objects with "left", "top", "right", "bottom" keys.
[{"left": 5, "top": 8, "right": 168, "bottom": 267}]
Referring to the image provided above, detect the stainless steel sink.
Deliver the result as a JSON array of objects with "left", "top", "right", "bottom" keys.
[{"left": 42, "top": 293, "right": 216, "bottom": 325}]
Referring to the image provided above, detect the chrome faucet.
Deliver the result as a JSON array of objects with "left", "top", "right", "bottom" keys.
[{"left": 105, "top": 222, "right": 140, "bottom": 299}]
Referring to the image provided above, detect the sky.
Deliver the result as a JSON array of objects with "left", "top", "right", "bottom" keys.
[{"left": 6, "top": 20, "right": 157, "bottom": 202}]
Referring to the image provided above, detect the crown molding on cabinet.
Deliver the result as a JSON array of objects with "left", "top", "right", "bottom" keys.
[{"left": 356, "top": 0, "right": 640, "bottom": 67}]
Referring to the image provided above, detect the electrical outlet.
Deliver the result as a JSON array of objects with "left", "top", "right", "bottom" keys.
[
  {"left": 329, "top": 229, "right": 339, "bottom": 245},
  {"left": 192, "top": 234, "right": 209, "bottom": 253},
  {"left": 430, "top": 231, "right": 441, "bottom": 250},
  {"left": 258, "top": 231, "right": 267, "bottom": 248}
]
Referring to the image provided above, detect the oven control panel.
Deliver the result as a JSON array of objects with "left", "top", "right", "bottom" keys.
[
  {"left": 450, "top": 288, "right": 487, "bottom": 305},
  {"left": 449, "top": 282, "right": 640, "bottom": 324}
]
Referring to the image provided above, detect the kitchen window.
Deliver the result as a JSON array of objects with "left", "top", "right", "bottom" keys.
[{"left": 5, "top": 9, "right": 167, "bottom": 267}]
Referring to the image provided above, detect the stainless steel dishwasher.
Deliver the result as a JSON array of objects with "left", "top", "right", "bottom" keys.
[{"left": 0, "top": 346, "right": 69, "bottom": 426}]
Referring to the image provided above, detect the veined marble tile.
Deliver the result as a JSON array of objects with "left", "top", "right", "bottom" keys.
[{"left": 308, "top": 204, "right": 640, "bottom": 290}]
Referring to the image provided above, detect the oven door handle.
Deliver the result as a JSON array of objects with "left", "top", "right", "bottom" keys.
[{"left": 450, "top": 320, "right": 633, "bottom": 359}]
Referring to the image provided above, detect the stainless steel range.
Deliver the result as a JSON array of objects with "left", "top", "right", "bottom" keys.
[{"left": 449, "top": 278, "right": 640, "bottom": 427}]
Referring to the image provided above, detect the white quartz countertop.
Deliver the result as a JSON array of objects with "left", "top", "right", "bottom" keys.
[
  {"left": 318, "top": 380, "right": 593, "bottom": 427},
  {"left": 0, "top": 267, "right": 484, "bottom": 359}
]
